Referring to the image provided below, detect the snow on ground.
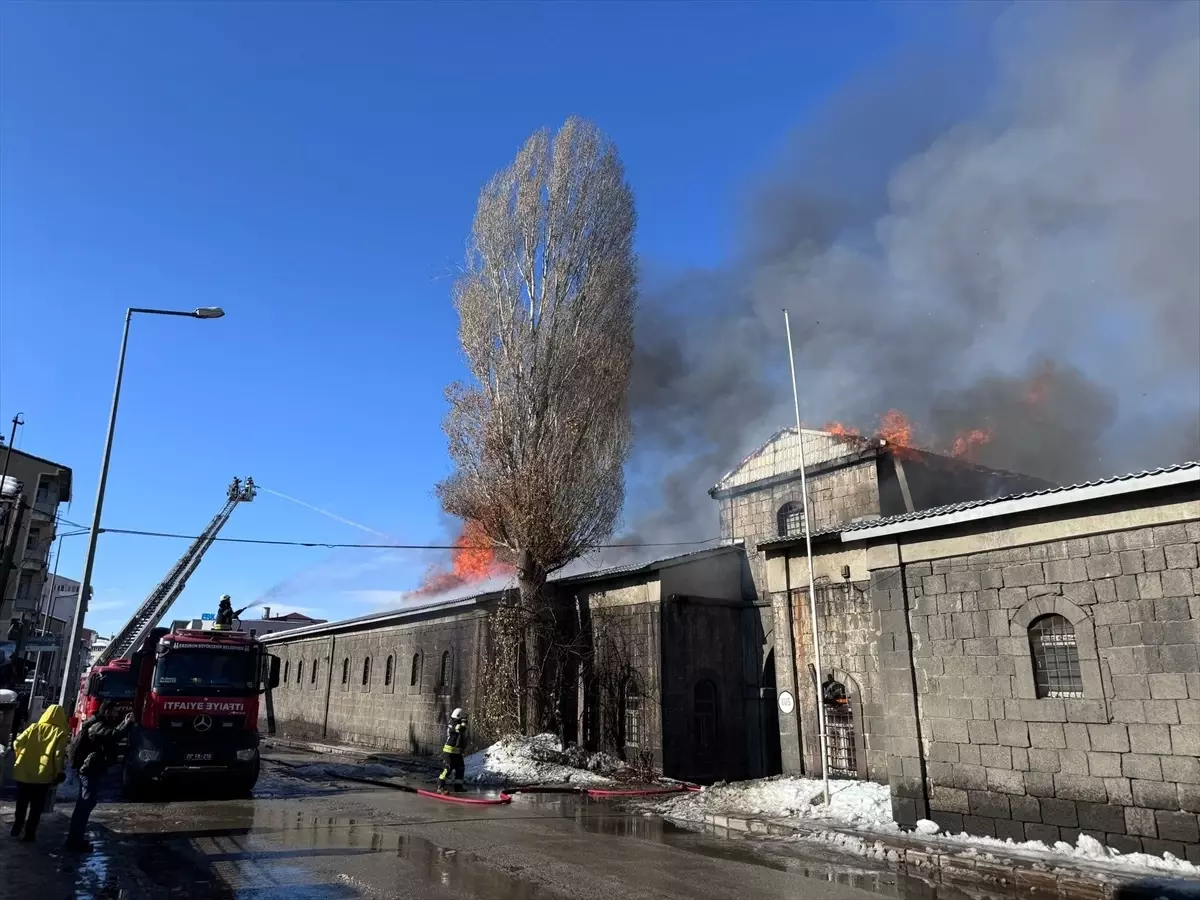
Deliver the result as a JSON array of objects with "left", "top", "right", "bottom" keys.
[
  {"left": 464, "top": 734, "right": 620, "bottom": 787},
  {"left": 645, "top": 775, "right": 1200, "bottom": 880},
  {"left": 649, "top": 775, "right": 893, "bottom": 830}
]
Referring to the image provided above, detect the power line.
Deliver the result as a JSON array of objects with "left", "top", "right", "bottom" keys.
[{"left": 93, "top": 526, "right": 724, "bottom": 551}]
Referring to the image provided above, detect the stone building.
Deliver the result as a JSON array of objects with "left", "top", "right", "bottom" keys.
[
  {"left": 711, "top": 427, "right": 1054, "bottom": 592},
  {"left": 762, "top": 462, "right": 1200, "bottom": 860},
  {"left": 261, "top": 546, "right": 761, "bottom": 783}
]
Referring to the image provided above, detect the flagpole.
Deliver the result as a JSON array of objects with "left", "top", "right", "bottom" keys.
[{"left": 783, "top": 309, "right": 831, "bottom": 806}]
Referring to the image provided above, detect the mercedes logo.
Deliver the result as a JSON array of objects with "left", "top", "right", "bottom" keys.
[{"left": 193, "top": 715, "right": 213, "bottom": 732}]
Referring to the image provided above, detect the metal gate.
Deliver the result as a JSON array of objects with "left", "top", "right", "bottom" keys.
[{"left": 824, "top": 703, "right": 858, "bottom": 779}]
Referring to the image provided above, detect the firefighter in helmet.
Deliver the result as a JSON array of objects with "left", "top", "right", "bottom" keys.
[
  {"left": 437, "top": 708, "right": 468, "bottom": 794},
  {"left": 214, "top": 595, "right": 250, "bottom": 630}
]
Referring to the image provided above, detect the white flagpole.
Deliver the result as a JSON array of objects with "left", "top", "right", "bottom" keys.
[{"left": 783, "top": 309, "right": 831, "bottom": 806}]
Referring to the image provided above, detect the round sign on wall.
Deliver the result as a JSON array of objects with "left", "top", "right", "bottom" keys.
[{"left": 778, "top": 690, "right": 795, "bottom": 715}]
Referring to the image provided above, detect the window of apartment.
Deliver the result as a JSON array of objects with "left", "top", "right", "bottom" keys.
[
  {"left": 384, "top": 655, "right": 394, "bottom": 687},
  {"left": 410, "top": 653, "right": 422, "bottom": 689},
  {"left": 624, "top": 681, "right": 641, "bottom": 748},
  {"left": 311, "top": 660, "right": 318, "bottom": 685},
  {"left": 24, "top": 526, "right": 41, "bottom": 557},
  {"left": 341, "top": 658, "right": 350, "bottom": 686},
  {"left": 362, "top": 656, "right": 371, "bottom": 687},
  {"left": 693, "top": 679, "right": 718, "bottom": 759},
  {"left": 284, "top": 660, "right": 291, "bottom": 684},
  {"left": 15, "top": 570, "right": 34, "bottom": 601},
  {"left": 777, "top": 502, "right": 805, "bottom": 538},
  {"left": 1029, "top": 614, "right": 1083, "bottom": 699},
  {"left": 439, "top": 651, "right": 451, "bottom": 688},
  {"left": 297, "top": 660, "right": 304, "bottom": 684},
  {"left": 34, "top": 475, "right": 53, "bottom": 506},
  {"left": 249, "top": 629, "right": 258, "bottom": 639}
]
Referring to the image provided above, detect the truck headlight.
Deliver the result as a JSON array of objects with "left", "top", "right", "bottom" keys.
[
  {"left": 236, "top": 748, "right": 257, "bottom": 762},
  {"left": 138, "top": 749, "right": 162, "bottom": 762}
]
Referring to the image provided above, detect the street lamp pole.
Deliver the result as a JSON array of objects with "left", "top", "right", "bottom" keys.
[{"left": 58, "top": 306, "right": 224, "bottom": 706}]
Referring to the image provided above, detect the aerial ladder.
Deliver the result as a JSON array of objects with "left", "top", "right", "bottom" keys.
[{"left": 94, "top": 477, "right": 256, "bottom": 665}]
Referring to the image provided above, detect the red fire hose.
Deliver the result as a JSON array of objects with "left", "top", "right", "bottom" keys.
[{"left": 415, "top": 788, "right": 513, "bottom": 805}]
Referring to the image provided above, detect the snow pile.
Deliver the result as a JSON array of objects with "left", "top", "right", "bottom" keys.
[
  {"left": 464, "top": 734, "right": 620, "bottom": 786},
  {"left": 650, "top": 775, "right": 892, "bottom": 830},
  {"left": 649, "top": 775, "right": 1200, "bottom": 879},
  {"left": 906, "top": 821, "right": 1200, "bottom": 878}
]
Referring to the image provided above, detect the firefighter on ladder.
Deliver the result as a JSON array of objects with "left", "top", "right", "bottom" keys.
[{"left": 437, "top": 708, "right": 468, "bottom": 794}]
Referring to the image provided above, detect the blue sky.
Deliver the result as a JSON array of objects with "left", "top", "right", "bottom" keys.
[{"left": 1, "top": 2, "right": 945, "bottom": 635}]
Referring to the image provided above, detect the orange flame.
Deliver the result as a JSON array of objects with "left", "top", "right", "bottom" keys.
[
  {"left": 951, "top": 428, "right": 992, "bottom": 459},
  {"left": 415, "top": 520, "right": 508, "bottom": 596},
  {"left": 878, "top": 410, "right": 914, "bottom": 448},
  {"left": 823, "top": 421, "right": 862, "bottom": 441}
]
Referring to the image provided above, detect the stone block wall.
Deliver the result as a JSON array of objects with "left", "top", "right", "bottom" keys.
[
  {"left": 718, "top": 460, "right": 881, "bottom": 592},
  {"left": 788, "top": 581, "right": 888, "bottom": 783},
  {"left": 892, "top": 521, "right": 1200, "bottom": 861},
  {"left": 265, "top": 608, "right": 487, "bottom": 755}
]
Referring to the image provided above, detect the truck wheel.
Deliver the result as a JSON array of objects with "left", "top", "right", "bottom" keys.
[{"left": 230, "top": 757, "right": 260, "bottom": 798}]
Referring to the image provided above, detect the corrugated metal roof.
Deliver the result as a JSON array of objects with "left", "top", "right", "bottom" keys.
[
  {"left": 758, "top": 462, "right": 1199, "bottom": 550},
  {"left": 838, "top": 462, "right": 1199, "bottom": 540},
  {"left": 260, "top": 544, "right": 743, "bottom": 643}
]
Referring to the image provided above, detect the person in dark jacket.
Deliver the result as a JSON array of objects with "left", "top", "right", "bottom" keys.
[
  {"left": 66, "top": 701, "right": 133, "bottom": 852},
  {"left": 436, "top": 708, "right": 468, "bottom": 794}
]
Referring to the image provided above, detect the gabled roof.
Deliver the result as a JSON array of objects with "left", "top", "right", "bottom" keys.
[
  {"left": 711, "top": 428, "right": 871, "bottom": 495},
  {"left": 759, "top": 462, "right": 1198, "bottom": 550}
]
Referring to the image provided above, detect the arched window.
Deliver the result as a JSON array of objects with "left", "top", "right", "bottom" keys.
[
  {"left": 410, "top": 653, "right": 422, "bottom": 687},
  {"left": 362, "top": 656, "right": 371, "bottom": 687},
  {"left": 385, "top": 655, "right": 394, "bottom": 687},
  {"left": 341, "top": 658, "right": 350, "bottom": 685},
  {"left": 439, "top": 651, "right": 451, "bottom": 688},
  {"left": 283, "top": 660, "right": 290, "bottom": 684},
  {"left": 624, "top": 680, "right": 641, "bottom": 748},
  {"left": 693, "top": 679, "right": 719, "bottom": 759},
  {"left": 311, "top": 660, "right": 318, "bottom": 685},
  {"left": 297, "top": 660, "right": 304, "bottom": 685},
  {"left": 1029, "top": 614, "right": 1083, "bottom": 698},
  {"left": 777, "top": 502, "right": 805, "bottom": 538}
]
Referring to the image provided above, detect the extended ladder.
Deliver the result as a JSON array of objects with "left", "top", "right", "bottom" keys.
[{"left": 95, "top": 477, "right": 256, "bottom": 665}]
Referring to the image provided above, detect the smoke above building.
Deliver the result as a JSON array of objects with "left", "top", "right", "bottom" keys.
[{"left": 623, "top": 1, "right": 1200, "bottom": 546}]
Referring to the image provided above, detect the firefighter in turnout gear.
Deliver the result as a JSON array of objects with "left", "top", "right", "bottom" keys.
[
  {"left": 214, "top": 594, "right": 250, "bottom": 631},
  {"left": 437, "top": 708, "right": 468, "bottom": 794}
]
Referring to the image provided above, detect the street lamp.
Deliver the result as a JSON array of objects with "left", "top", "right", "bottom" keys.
[{"left": 58, "top": 307, "right": 225, "bottom": 705}]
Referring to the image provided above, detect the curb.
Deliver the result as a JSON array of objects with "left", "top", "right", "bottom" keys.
[
  {"left": 262, "top": 737, "right": 437, "bottom": 770},
  {"left": 689, "top": 813, "right": 1134, "bottom": 899}
]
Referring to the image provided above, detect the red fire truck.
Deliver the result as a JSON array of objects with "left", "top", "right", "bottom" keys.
[
  {"left": 121, "top": 625, "right": 279, "bottom": 796},
  {"left": 71, "top": 478, "right": 279, "bottom": 796}
]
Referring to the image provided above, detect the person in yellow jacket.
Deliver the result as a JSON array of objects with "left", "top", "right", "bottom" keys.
[{"left": 9, "top": 704, "right": 69, "bottom": 842}]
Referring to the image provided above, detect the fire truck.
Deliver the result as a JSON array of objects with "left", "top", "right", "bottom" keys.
[{"left": 73, "top": 477, "right": 280, "bottom": 796}]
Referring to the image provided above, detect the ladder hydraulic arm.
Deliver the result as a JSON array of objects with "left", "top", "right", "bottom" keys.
[{"left": 95, "top": 477, "right": 256, "bottom": 665}]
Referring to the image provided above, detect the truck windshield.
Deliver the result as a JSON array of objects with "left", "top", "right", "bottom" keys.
[
  {"left": 153, "top": 649, "right": 258, "bottom": 695},
  {"left": 98, "top": 669, "right": 136, "bottom": 699}
]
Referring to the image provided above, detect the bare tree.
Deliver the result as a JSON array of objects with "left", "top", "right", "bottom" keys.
[{"left": 438, "top": 117, "right": 637, "bottom": 729}]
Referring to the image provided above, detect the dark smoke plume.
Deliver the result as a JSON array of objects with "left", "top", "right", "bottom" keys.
[{"left": 622, "top": 1, "right": 1200, "bottom": 546}]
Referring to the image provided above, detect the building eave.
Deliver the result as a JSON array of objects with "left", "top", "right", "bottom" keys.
[{"left": 839, "top": 463, "right": 1200, "bottom": 543}]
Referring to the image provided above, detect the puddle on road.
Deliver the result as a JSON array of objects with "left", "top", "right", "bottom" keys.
[{"left": 68, "top": 778, "right": 1022, "bottom": 900}]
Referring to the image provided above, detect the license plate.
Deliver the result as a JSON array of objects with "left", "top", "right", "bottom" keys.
[{"left": 185, "top": 753, "right": 213, "bottom": 762}]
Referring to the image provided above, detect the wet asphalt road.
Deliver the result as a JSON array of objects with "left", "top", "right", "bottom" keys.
[{"left": 3, "top": 751, "right": 1027, "bottom": 900}]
